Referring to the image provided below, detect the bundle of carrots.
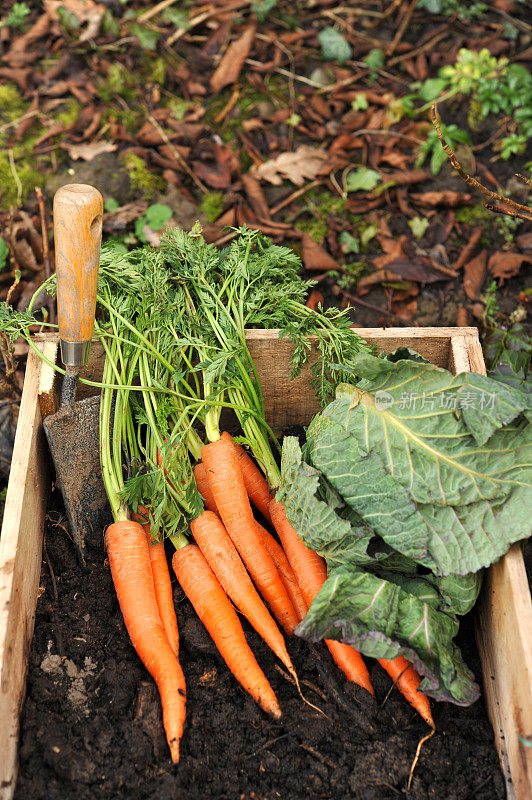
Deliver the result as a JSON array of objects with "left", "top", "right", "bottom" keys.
[{"left": 16, "top": 227, "right": 434, "bottom": 766}]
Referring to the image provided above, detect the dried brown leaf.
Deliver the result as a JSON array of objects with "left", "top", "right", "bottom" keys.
[
  {"left": 488, "top": 252, "right": 530, "bottom": 281},
  {"left": 65, "top": 141, "right": 117, "bottom": 161},
  {"left": 463, "top": 249, "right": 487, "bottom": 300},
  {"left": 211, "top": 24, "right": 256, "bottom": 92},
  {"left": 251, "top": 146, "right": 328, "bottom": 187},
  {"left": 301, "top": 233, "right": 339, "bottom": 272},
  {"left": 410, "top": 191, "right": 473, "bottom": 207}
]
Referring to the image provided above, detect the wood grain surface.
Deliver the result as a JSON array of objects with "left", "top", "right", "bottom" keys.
[{"left": 53, "top": 184, "right": 103, "bottom": 344}]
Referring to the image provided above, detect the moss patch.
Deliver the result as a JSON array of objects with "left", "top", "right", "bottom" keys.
[
  {"left": 122, "top": 153, "right": 164, "bottom": 199},
  {"left": 200, "top": 191, "right": 225, "bottom": 223},
  {"left": 0, "top": 83, "right": 27, "bottom": 125},
  {"left": 0, "top": 151, "right": 44, "bottom": 207}
]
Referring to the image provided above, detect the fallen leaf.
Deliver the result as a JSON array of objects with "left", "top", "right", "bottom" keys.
[
  {"left": 241, "top": 174, "right": 270, "bottom": 220},
  {"left": 211, "top": 24, "right": 256, "bottom": 92},
  {"left": 65, "top": 141, "right": 117, "bottom": 161},
  {"left": 463, "top": 250, "right": 487, "bottom": 300},
  {"left": 301, "top": 233, "right": 340, "bottom": 272},
  {"left": 391, "top": 298, "right": 417, "bottom": 320},
  {"left": 410, "top": 191, "right": 473, "bottom": 207},
  {"left": 517, "top": 232, "right": 532, "bottom": 251},
  {"left": 193, "top": 142, "right": 236, "bottom": 189},
  {"left": 103, "top": 202, "right": 149, "bottom": 233},
  {"left": 452, "top": 225, "right": 483, "bottom": 270},
  {"left": 4, "top": 14, "right": 50, "bottom": 67},
  {"left": 488, "top": 252, "right": 530, "bottom": 281},
  {"left": 306, "top": 289, "right": 324, "bottom": 311},
  {"left": 251, "top": 145, "right": 328, "bottom": 186},
  {"left": 44, "top": 0, "right": 105, "bottom": 41}
]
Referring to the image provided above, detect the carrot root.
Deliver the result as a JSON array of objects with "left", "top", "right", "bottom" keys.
[
  {"left": 202, "top": 434, "right": 299, "bottom": 635},
  {"left": 134, "top": 507, "right": 180, "bottom": 658},
  {"left": 191, "top": 510, "right": 295, "bottom": 677},
  {"left": 106, "top": 521, "right": 186, "bottom": 763},
  {"left": 269, "top": 498, "right": 374, "bottom": 696},
  {"left": 173, "top": 544, "right": 282, "bottom": 719},
  {"left": 378, "top": 656, "right": 433, "bottom": 727}
]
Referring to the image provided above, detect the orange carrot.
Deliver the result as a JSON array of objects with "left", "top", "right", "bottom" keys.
[
  {"left": 269, "top": 499, "right": 374, "bottom": 695},
  {"left": 201, "top": 433, "right": 299, "bottom": 635},
  {"left": 232, "top": 440, "right": 273, "bottom": 522},
  {"left": 194, "top": 464, "right": 306, "bottom": 623},
  {"left": 191, "top": 510, "right": 298, "bottom": 679},
  {"left": 255, "top": 521, "right": 308, "bottom": 623},
  {"left": 193, "top": 462, "right": 218, "bottom": 514},
  {"left": 378, "top": 655, "right": 433, "bottom": 727},
  {"left": 106, "top": 521, "right": 186, "bottom": 762},
  {"left": 134, "top": 507, "right": 180, "bottom": 658},
  {"left": 172, "top": 544, "right": 281, "bottom": 718}
]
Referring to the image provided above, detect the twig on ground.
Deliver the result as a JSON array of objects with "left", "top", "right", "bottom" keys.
[
  {"left": 146, "top": 111, "right": 207, "bottom": 193},
  {"left": 35, "top": 187, "right": 55, "bottom": 323},
  {"left": 387, "top": 0, "right": 418, "bottom": 56},
  {"left": 431, "top": 105, "right": 532, "bottom": 223},
  {"left": 8, "top": 151, "right": 22, "bottom": 207},
  {"left": 270, "top": 181, "right": 321, "bottom": 217}
]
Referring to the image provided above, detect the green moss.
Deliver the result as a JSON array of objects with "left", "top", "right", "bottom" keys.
[
  {"left": 294, "top": 192, "right": 348, "bottom": 242},
  {"left": 0, "top": 151, "right": 44, "bottom": 208},
  {"left": 200, "top": 192, "right": 225, "bottom": 223},
  {"left": 139, "top": 55, "right": 166, "bottom": 86},
  {"left": 122, "top": 153, "right": 164, "bottom": 200},
  {"left": 98, "top": 63, "right": 136, "bottom": 102},
  {"left": 0, "top": 83, "right": 27, "bottom": 124},
  {"left": 454, "top": 203, "right": 494, "bottom": 244},
  {"left": 57, "top": 99, "right": 82, "bottom": 127}
]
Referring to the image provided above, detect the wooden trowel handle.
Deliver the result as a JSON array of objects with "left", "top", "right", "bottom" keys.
[{"left": 53, "top": 184, "right": 103, "bottom": 367}]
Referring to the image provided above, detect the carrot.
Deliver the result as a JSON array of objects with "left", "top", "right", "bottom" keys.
[
  {"left": 134, "top": 507, "right": 180, "bottom": 658},
  {"left": 201, "top": 433, "right": 299, "bottom": 635},
  {"left": 194, "top": 462, "right": 306, "bottom": 622},
  {"left": 191, "top": 510, "right": 298, "bottom": 678},
  {"left": 269, "top": 499, "right": 374, "bottom": 695},
  {"left": 232, "top": 440, "right": 273, "bottom": 522},
  {"left": 378, "top": 655, "right": 433, "bottom": 727},
  {"left": 193, "top": 462, "right": 218, "bottom": 514},
  {"left": 105, "top": 520, "right": 186, "bottom": 763},
  {"left": 172, "top": 544, "right": 281, "bottom": 718},
  {"left": 255, "top": 521, "right": 308, "bottom": 623}
]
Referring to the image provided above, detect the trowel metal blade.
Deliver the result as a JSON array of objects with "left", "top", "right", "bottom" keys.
[{"left": 43, "top": 395, "right": 111, "bottom": 564}]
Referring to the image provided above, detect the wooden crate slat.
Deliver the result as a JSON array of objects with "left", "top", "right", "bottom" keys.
[{"left": 0, "top": 352, "right": 49, "bottom": 800}]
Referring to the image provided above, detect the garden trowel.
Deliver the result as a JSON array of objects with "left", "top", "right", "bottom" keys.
[{"left": 43, "top": 184, "right": 111, "bottom": 564}]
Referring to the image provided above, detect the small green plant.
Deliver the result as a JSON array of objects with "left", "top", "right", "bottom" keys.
[
  {"left": 0, "top": 237, "right": 9, "bottom": 270},
  {"left": 131, "top": 23, "right": 159, "bottom": 51},
  {"left": 408, "top": 216, "right": 430, "bottom": 239},
  {"left": 345, "top": 167, "right": 380, "bottom": 193},
  {"left": 104, "top": 198, "right": 120, "bottom": 212},
  {"left": 410, "top": 50, "right": 532, "bottom": 160},
  {"left": 318, "top": 27, "right": 352, "bottom": 64},
  {"left": 251, "top": 0, "right": 278, "bottom": 22},
  {"left": 363, "top": 49, "right": 384, "bottom": 80},
  {"left": 135, "top": 203, "right": 173, "bottom": 242},
  {"left": 416, "top": 124, "right": 471, "bottom": 175},
  {"left": 1, "top": 2, "right": 30, "bottom": 29},
  {"left": 417, "top": 0, "right": 487, "bottom": 20},
  {"left": 200, "top": 192, "right": 225, "bottom": 224},
  {"left": 351, "top": 93, "right": 369, "bottom": 111},
  {"left": 338, "top": 231, "right": 359, "bottom": 254}
]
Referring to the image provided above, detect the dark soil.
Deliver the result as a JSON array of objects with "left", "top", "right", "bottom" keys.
[{"left": 15, "top": 494, "right": 504, "bottom": 800}]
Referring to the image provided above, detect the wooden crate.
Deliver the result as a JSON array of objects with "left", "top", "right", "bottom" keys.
[{"left": 0, "top": 328, "right": 531, "bottom": 799}]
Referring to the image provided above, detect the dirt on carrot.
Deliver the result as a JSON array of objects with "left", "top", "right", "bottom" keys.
[{"left": 15, "top": 491, "right": 504, "bottom": 800}]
